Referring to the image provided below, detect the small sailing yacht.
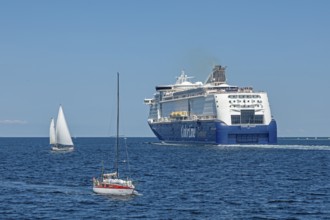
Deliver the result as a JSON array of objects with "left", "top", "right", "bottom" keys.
[
  {"left": 50, "top": 105, "right": 74, "bottom": 151},
  {"left": 93, "top": 73, "right": 135, "bottom": 196}
]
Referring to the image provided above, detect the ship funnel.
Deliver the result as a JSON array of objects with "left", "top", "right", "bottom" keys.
[{"left": 205, "top": 65, "right": 226, "bottom": 85}]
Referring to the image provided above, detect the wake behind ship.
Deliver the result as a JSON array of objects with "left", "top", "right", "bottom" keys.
[{"left": 144, "top": 65, "right": 277, "bottom": 144}]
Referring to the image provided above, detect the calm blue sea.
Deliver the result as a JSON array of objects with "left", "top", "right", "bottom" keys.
[{"left": 1, "top": 137, "right": 330, "bottom": 219}]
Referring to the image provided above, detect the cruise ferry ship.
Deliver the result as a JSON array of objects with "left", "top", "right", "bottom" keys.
[{"left": 144, "top": 65, "right": 277, "bottom": 144}]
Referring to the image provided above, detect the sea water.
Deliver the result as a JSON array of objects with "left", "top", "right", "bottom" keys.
[{"left": 1, "top": 137, "right": 330, "bottom": 219}]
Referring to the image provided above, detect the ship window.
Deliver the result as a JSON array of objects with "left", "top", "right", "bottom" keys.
[
  {"left": 254, "top": 115, "right": 264, "bottom": 124},
  {"left": 231, "top": 115, "right": 240, "bottom": 124},
  {"left": 241, "top": 110, "right": 255, "bottom": 124},
  {"left": 231, "top": 110, "right": 264, "bottom": 124}
]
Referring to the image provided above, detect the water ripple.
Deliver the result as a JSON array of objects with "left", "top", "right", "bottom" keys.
[{"left": 1, "top": 137, "right": 330, "bottom": 219}]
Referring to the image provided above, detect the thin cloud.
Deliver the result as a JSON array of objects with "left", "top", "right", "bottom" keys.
[{"left": 0, "top": 120, "right": 28, "bottom": 125}]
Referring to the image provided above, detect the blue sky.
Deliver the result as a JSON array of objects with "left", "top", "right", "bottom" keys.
[{"left": 0, "top": 0, "right": 329, "bottom": 137}]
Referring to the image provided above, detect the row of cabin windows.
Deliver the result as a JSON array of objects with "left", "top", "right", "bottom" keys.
[
  {"left": 228, "top": 95, "right": 261, "bottom": 99},
  {"left": 229, "top": 104, "right": 263, "bottom": 108},
  {"left": 229, "top": 100, "right": 262, "bottom": 104}
]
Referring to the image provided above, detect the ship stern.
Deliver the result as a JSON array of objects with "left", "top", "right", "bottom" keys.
[{"left": 216, "top": 119, "right": 277, "bottom": 144}]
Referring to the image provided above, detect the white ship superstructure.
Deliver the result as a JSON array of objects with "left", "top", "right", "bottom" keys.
[{"left": 145, "top": 65, "right": 277, "bottom": 144}]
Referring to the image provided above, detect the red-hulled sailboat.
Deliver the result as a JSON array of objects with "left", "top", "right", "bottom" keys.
[{"left": 93, "top": 73, "right": 135, "bottom": 196}]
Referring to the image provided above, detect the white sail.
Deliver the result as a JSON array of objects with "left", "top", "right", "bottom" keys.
[
  {"left": 55, "top": 105, "right": 74, "bottom": 146},
  {"left": 49, "top": 118, "right": 56, "bottom": 145}
]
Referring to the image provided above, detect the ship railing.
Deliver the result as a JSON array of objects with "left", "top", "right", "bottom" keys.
[
  {"left": 238, "top": 87, "right": 253, "bottom": 93},
  {"left": 161, "top": 87, "right": 258, "bottom": 100},
  {"left": 161, "top": 92, "right": 205, "bottom": 102},
  {"left": 206, "top": 89, "right": 222, "bottom": 94},
  {"left": 197, "top": 115, "right": 217, "bottom": 120},
  {"left": 152, "top": 115, "right": 217, "bottom": 123}
]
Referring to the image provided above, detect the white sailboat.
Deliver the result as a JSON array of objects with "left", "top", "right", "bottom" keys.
[
  {"left": 50, "top": 105, "right": 74, "bottom": 151},
  {"left": 93, "top": 73, "right": 135, "bottom": 196}
]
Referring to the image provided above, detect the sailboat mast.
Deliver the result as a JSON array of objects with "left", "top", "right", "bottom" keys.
[{"left": 116, "top": 72, "right": 120, "bottom": 176}]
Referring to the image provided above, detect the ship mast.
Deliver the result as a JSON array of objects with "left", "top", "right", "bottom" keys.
[{"left": 115, "top": 72, "right": 119, "bottom": 177}]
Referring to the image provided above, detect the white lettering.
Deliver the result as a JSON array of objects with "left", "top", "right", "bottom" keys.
[{"left": 181, "top": 125, "right": 196, "bottom": 138}]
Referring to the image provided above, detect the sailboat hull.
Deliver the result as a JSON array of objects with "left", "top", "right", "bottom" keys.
[
  {"left": 51, "top": 146, "right": 74, "bottom": 151},
  {"left": 93, "top": 185, "right": 134, "bottom": 195}
]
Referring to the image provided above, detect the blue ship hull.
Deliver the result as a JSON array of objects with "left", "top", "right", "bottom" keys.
[{"left": 149, "top": 119, "right": 277, "bottom": 145}]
